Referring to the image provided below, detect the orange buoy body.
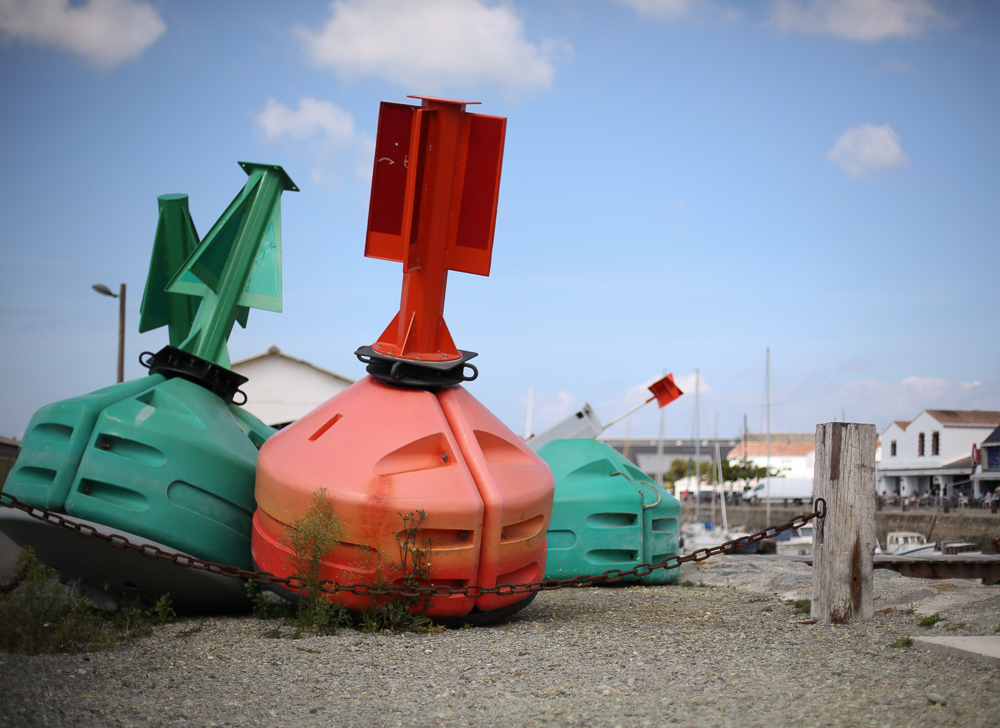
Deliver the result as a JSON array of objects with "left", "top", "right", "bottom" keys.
[{"left": 251, "top": 376, "right": 554, "bottom": 618}]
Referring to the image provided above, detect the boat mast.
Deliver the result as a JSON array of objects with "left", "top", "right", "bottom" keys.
[
  {"left": 766, "top": 347, "right": 771, "bottom": 524},
  {"left": 743, "top": 413, "right": 749, "bottom": 528},
  {"left": 709, "top": 410, "right": 716, "bottom": 528},
  {"left": 716, "top": 411, "right": 728, "bottom": 532},
  {"left": 694, "top": 369, "right": 701, "bottom": 525},
  {"left": 524, "top": 387, "right": 533, "bottom": 440},
  {"left": 656, "top": 369, "right": 665, "bottom": 488}
]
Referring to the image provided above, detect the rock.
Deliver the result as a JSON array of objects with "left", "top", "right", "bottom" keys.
[{"left": 927, "top": 693, "right": 947, "bottom": 706}]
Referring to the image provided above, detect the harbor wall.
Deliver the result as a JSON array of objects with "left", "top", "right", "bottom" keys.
[{"left": 680, "top": 504, "right": 1000, "bottom": 552}]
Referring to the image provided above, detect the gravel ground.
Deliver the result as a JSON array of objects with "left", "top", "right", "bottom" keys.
[{"left": 2, "top": 557, "right": 998, "bottom": 728}]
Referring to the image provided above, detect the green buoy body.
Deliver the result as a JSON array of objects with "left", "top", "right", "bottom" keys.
[
  {"left": 4, "top": 376, "right": 165, "bottom": 511},
  {"left": 537, "top": 439, "right": 681, "bottom": 585},
  {"left": 65, "top": 377, "right": 261, "bottom": 569}
]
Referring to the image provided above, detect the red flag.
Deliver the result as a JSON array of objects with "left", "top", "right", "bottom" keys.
[{"left": 648, "top": 373, "right": 683, "bottom": 408}]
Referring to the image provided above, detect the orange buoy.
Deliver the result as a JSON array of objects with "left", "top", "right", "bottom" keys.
[{"left": 252, "top": 97, "right": 554, "bottom": 622}]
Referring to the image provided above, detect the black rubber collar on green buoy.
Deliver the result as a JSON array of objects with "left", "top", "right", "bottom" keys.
[{"left": 140, "top": 345, "right": 249, "bottom": 405}]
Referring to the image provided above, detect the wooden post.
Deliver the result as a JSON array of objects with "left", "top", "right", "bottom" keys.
[{"left": 812, "top": 422, "right": 877, "bottom": 623}]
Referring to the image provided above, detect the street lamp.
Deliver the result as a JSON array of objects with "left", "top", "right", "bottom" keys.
[{"left": 92, "top": 283, "right": 126, "bottom": 383}]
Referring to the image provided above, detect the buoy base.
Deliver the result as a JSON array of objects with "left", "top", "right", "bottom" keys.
[{"left": 252, "top": 375, "right": 555, "bottom": 619}]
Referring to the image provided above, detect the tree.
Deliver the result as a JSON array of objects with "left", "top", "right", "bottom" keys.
[
  {"left": 664, "top": 458, "right": 714, "bottom": 487},
  {"left": 721, "top": 457, "right": 779, "bottom": 491}
]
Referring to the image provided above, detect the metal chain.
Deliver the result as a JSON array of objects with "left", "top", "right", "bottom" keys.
[{"left": 0, "top": 491, "right": 825, "bottom": 598}]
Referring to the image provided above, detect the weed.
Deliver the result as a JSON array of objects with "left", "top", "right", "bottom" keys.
[
  {"left": 357, "top": 510, "right": 437, "bottom": 633},
  {"left": 785, "top": 599, "right": 811, "bottom": 615},
  {"left": 918, "top": 614, "right": 942, "bottom": 629},
  {"left": 762, "top": 606, "right": 773, "bottom": 613},
  {"left": 0, "top": 547, "right": 163, "bottom": 654},
  {"left": 903, "top": 603, "right": 917, "bottom": 615},
  {"left": 280, "top": 487, "right": 348, "bottom": 635},
  {"left": 890, "top": 637, "right": 913, "bottom": 648},
  {"left": 263, "top": 627, "right": 282, "bottom": 639},
  {"left": 946, "top": 622, "right": 970, "bottom": 632},
  {"left": 676, "top": 579, "right": 714, "bottom": 588},
  {"left": 290, "top": 626, "right": 303, "bottom": 639},
  {"left": 174, "top": 624, "right": 203, "bottom": 639},
  {"left": 245, "top": 581, "right": 295, "bottom": 620},
  {"left": 153, "top": 594, "right": 176, "bottom": 624}
]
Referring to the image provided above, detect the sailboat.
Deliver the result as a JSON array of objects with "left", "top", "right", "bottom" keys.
[{"left": 678, "top": 371, "right": 757, "bottom": 554}]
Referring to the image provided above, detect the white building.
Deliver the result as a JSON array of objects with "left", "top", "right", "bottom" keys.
[
  {"left": 726, "top": 435, "right": 815, "bottom": 479},
  {"left": 231, "top": 346, "right": 354, "bottom": 428},
  {"left": 877, "top": 410, "right": 1000, "bottom": 498}
]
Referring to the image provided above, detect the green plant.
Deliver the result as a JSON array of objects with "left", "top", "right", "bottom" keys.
[
  {"left": 890, "top": 637, "right": 913, "bottom": 648},
  {"left": 903, "top": 603, "right": 917, "bottom": 615},
  {"left": 918, "top": 613, "right": 942, "bottom": 629},
  {"left": 245, "top": 580, "right": 295, "bottom": 620},
  {"left": 785, "top": 599, "right": 811, "bottom": 614},
  {"left": 153, "top": 594, "right": 176, "bottom": 623},
  {"left": 174, "top": 624, "right": 203, "bottom": 639},
  {"left": 280, "top": 487, "right": 348, "bottom": 635},
  {"left": 0, "top": 547, "right": 147, "bottom": 654},
  {"left": 264, "top": 627, "right": 282, "bottom": 639},
  {"left": 357, "top": 510, "right": 437, "bottom": 633}
]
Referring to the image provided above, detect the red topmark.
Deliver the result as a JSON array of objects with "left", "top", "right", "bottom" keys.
[{"left": 363, "top": 96, "right": 506, "bottom": 366}]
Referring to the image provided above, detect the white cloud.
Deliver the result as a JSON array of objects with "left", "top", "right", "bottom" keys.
[
  {"left": 599, "top": 373, "right": 704, "bottom": 439},
  {"left": 674, "top": 373, "right": 710, "bottom": 397},
  {"left": 523, "top": 390, "right": 580, "bottom": 437},
  {"left": 256, "top": 98, "right": 375, "bottom": 192},
  {"left": 834, "top": 377, "right": 999, "bottom": 431},
  {"left": 295, "top": 0, "right": 570, "bottom": 93},
  {"left": 826, "top": 123, "right": 908, "bottom": 178},
  {"left": 614, "top": 0, "right": 695, "bottom": 21},
  {"left": 768, "top": 0, "right": 945, "bottom": 41},
  {"left": 0, "top": 0, "right": 165, "bottom": 68},
  {"left": 258, "top": 98, "right": 358, "bottom": 145},
  {"left": 615, "top": 0, "right": 745, "bottom": 23}
]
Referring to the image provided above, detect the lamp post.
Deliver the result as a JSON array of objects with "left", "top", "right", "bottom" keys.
[{"left": 92, "top": 283, "right": 126, "bottom": 383}]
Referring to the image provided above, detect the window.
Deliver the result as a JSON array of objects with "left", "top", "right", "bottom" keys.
[
  {"left": 931, "top": 431, "right": 939, "bottom": 456},
  {"left": 918, "top": 433, "right": 925, "bottom": 457},
  {"left": 890, "top": 440, "right": 897, "bottom": 457}
]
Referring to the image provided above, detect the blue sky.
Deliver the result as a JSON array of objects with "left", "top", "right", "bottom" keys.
[{"left": 1, "top": 0, "right": 998, "bottom": 443}]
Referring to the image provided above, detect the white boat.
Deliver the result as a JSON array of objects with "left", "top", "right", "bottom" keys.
[
  {"left": 884, "top": 531, "right": 940, "bottom": 557},
  {"left": 680, "top": 521, "right": 757, "bottom": 554},
  {"left": 942, "top": 541, "right": 981, "bottom": 555},
  {"left": 776, "top": 524, "right": 814, "bottom": 556},
  {"left": 678, "top": 385, "right": 759, "bottom": 555}
]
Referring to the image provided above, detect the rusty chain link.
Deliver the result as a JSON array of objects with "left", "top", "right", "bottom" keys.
[{"left": 0, "top": 491, "right": 825, "bottom": 599}]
